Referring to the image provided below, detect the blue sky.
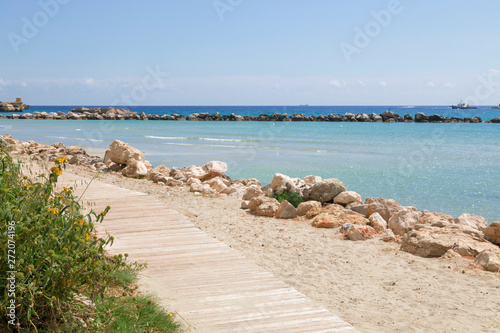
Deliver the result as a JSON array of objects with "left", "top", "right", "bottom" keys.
[{"left": 1, "top": 0, "right": 499, "bottom": 105}]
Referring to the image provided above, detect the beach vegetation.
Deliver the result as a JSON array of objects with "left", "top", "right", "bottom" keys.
[
  {"left": 271, "top": 191, "right": 304, "bottom": 208},
  {"left": 0, "top": 149, "right": 178, "bottom": 332}
]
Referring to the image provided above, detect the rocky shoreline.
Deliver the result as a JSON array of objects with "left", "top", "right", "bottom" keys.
[
  {"left": 0, "top": 97, "right": 29, "bottom": 112},
  {"left": 2, "top": 133, "right": 499, "bottom": 274},
  {"left": 2, "top": 106, "right": 500, "bottom": 123}
]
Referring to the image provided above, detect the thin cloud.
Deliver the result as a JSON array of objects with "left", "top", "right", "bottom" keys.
[
  {"left": 426, "top": 81, "right": 435, "bottom": 88},
  {"left": 329, "top": 79, "right": 344, "bottom": 88},
  {"left": 379, "top": 81, "right": 388, "bottom": 87},
  {"left": 444, "top": 82, "right": 456, "bottom": 88}
]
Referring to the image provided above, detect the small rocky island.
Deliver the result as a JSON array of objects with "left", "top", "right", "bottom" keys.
[{"left": 0, "top": 97, "right": 29, "bottom": 112}]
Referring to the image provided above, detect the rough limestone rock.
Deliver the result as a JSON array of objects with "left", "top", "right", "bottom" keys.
[
  {"left": 334, "top": 191, "right": 362, "bottom": 205},
  {"left": 304, "top": 175, "right": 322, "bottom": 185},
  {"left": 160, "top": 177, "right": 183, "bottom": 187},
  {"left": 222, "top": 183, "right": 247, "bottom": 199},
  {"left": 346, "top": 224, "right": 377, "bottom": 241},
  {"left": 248, "top": 197, "right": 266, "bottom": 212},
  {"left": 68, "top": 155, "right": 89, "bottom": 165},
  {"left": 242, "top": 186, "right": 264, "bottom": 201},
  {"left": 241, "top": 200, "right": 250, "bottom": 209},
  {"left": 366, "top": 197, "right": 403, "bottom": 222},
  {"left": 350, "top": 204, "right": 368, "bottom": 216},
  {"left": 418, "top": 212, "right": 453, "bottom": 227},
  {"left": 270, "top": 173, "right": 297, "bottom": 193},
  {"left": 186, "top": 178, "right": 202, "bottom": 186},
  {"left": 453, "top": 213, "right": 488, "bottom": 231},
  {"left": 401, "top": 224, "right": 500, "bottom": 258},
  {"left": 108, "top": 140, "right": 145, "bottom": 164},
  {"left": 205, "top": 177, "right": 228, "bottom": 192},
  {"left": 297, "top": 201, "right": 322, "bottom": 216},
  {"left": 149, "top": 165, "right": 172, "bottom": 177},
  {"left": 483, "top": 222, "right": 500, "bottom": 245},
  {"left": 308, "top": 178, "right": 347, "bottom": 203},
  {"left": 474, "top": 251, "right": 500, "bottom": 272},
  {"left": 190, "top": 183, "right": 214, "bottom": 194},
  {"left": 380, "top": 229, "right": 396, "bottom": 242},
  {"left": 252, "top": 197, "right": 280, "bottom": 217},
  {"left": 311, "top": 213, "right": 338, "bottom": 228},
  {"left": 275, "top": 200, "right": 298, "bottom": 219},
  {"left": 202, "top": 161, "right": 228, "bottom": 180},
  {"left": 388, "top": 209, "right": 422, "bottom": 235},
  {"left": 121, "top": 158, "right": 148, "bottom": 178},
  {"left": 311, "top": 206, "right": 369, "bottom": 229},
  {"left": 369, "top": 212, "right": 387, "bottom": 231},
  {"left": 181, "top": 165, "right": 206, "bottom": 179},
  {"left": 148, "top": 165, "right": 173, "bottom": 183},
  {"left": 269, "top": 173, "right": 311, "bottom": 198},
  {"left": 246, "top": 178, "right": 261, "bottom": 187},
  {"left": 66, "top": 146, "right": 86, "bottom": 155},
  {"left": 108, "top": 162, "right": 123, "bottom": 172}
]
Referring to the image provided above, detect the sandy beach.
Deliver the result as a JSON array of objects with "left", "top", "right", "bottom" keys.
[{"left": 56, "top": 162, "right": 500, "bottom": 333}]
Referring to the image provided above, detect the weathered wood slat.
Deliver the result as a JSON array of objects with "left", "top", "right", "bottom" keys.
[{"left": 25, "top": 162, "right": 357, "bottom": 332}]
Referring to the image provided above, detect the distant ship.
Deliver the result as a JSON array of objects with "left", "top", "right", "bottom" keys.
[
  {"left": 492, "top": 104, "right": 500, "bottom": 109},
  {"left": 299, "top": 104, "right": 309, "bottom": 107},
  {"left": 450, "top": 101, "right": 477, "bottom": 109}
]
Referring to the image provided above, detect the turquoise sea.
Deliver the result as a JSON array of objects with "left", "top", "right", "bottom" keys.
[{"left": 1, "top": 105, "right": 499, "bottom": 223}]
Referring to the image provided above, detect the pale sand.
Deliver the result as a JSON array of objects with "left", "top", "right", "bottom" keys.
[{"left": 52, "top": 163, "right": 500, "bottom": 332}]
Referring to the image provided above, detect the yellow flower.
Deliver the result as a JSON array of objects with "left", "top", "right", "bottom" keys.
[
  {"left": 22, "top": 183, "right": 31, "bottom": 189},
  {"left": 47, "top": 208, "right": 59, "bottom": 215},
  {"left": 55, "top": 194, "right": 62, "bottom": 199},
  {"left": 73, "top": 222, "right": 78, "bottom": 226},
  {"left": 55, "top": 156, "right": 68, "bottom": 165},
  {"left": 50, "top": 166, "right": 63, "bottom": 176},
  {"left": 169, "top": 312, "right": 173, "bottom": 317},
  {"left": 100, "top": 211, "right": 106, "bottom": 216},
  {"left": 85, "top": 233, "right": 90, "bottom": 241},
  {"left": 62, "top": 187, "right": 72, "bottom": 195}
]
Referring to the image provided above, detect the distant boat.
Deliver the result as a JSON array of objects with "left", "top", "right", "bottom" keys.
[
  {"left": 492, "top": 104, "right": 500, "bottom": 109},
  {"left": 450, "top": 101, "right": 477, "bottom": 109},
  {"left": 299, "top": 104, "right": 309, "bottom": 107}
]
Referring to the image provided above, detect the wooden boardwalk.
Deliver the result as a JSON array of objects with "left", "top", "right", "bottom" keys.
[{"left": 38, "top": 164, "right": 358, "bottom": 332}]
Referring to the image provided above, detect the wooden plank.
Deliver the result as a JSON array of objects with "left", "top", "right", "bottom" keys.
[{"left": 23, "top": 162, "right": 358, "bottom": 332}]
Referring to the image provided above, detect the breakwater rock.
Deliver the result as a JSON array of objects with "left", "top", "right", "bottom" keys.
[
  {"left": 0, "top": 97, "right": 29, "bottom": 112},
  {"left": 1, "top": 107, "right": 488, "bottom": 123}
]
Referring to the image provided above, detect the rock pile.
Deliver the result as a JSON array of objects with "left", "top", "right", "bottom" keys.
[
  {"left": 237, "top": 171, "right": 499, "bottom": 272},
  {"left": 2, "top": 109, "right": 490, "bottom": 123},
  {"left": 2, "top": 134, "right": 498, "bottom": 273},
  {"left": 0, "top": 97, "right": 29, "bottom": 112},
  {"left": 0, "top": 134, "right": 102, "bottom": 166}
]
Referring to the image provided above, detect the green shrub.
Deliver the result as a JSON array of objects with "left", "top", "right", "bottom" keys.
[
  {"left": 0, "top": 150, "right": 138, "bottom": 331},
  {"left": 270, "top": 191, "right": 304, "bottom": 208}
]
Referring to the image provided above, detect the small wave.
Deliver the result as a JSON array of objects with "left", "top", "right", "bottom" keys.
[
  {"left": 161, "top": 142, "right": 242, "bottom": 149},
  {"left": 46, "top": 136, "right": 104, "bottom": 142},
  {"left": 146, "top": 135, "right": 262, "bottom": 143}
]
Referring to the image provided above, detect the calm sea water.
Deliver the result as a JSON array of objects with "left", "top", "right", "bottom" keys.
[{"left": 1, "top": 105, "right": 499, "bottom": 223}]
